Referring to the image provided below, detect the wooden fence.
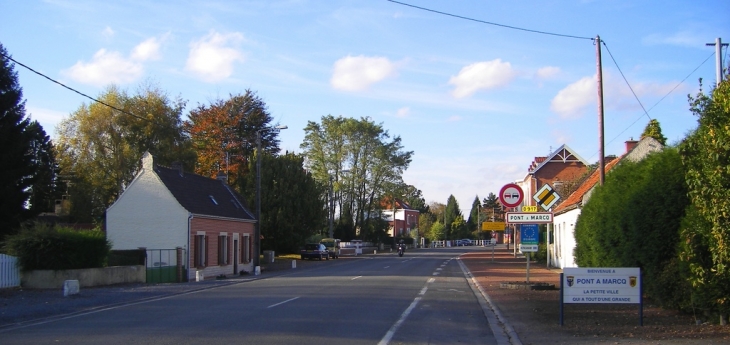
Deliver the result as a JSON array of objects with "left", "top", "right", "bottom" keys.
[{"left": 0, "top": 254, "right": 21, "bottom": 288}]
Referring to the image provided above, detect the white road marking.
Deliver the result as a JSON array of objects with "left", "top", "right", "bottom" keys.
[
  {"left": 267, "top": 296, "right": 300, "bottom": 309},
  {"left": 384, "top": 266, "right": 391, "bottom": 269},
  {"left": 378, "top": 289, "right": 426, "bottom": 345},
  {"left": 428, "top": 278, "right": 435, "bottom": 283},
  {"left": 352, "top": 276, "right": 362, "bottom": 280}
]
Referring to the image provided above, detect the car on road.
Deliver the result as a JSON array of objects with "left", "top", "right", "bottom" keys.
[
  {"left": 320, "top": 238, "right": 341, "bottom": 259},
  {"left": 300, "top": 243, "right": 329, "bottom": 260},
  {"left": 458, "top": 239, "right": 473, "bottom": 246}
]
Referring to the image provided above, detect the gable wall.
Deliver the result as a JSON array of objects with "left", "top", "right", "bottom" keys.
[
  {"left": 528, "top": 162, "right": 587, "bottom": 206},
  {"left": 106, "top": 169, "right": 189, "bottom": 251}
]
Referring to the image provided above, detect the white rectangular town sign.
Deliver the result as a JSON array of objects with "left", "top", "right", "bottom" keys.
[
  {"left": 506, "top": 212, "right": 553, "bottom": 224},
  {"left": 562, "top": 267, "right": 641, "bottom": 304}
]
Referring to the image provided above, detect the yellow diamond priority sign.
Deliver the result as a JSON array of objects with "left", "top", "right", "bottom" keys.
[{"left": 533, "top": 184, "right": 560, "bottom": 211}]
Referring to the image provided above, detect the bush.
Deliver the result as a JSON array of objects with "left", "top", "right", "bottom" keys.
[{"left": 3, "top": 222, "right": 111, "bottom": 270}]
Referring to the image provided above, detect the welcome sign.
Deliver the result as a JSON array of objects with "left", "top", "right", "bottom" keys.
[{"left": 562, "top": 267, "right": 641, "bottom": 304}]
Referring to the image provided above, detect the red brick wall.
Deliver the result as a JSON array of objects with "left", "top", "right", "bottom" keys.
[{"left": 189, "top": 217, "right": 254, "bottom": 268}]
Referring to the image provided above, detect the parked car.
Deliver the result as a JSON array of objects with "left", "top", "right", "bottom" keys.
[
  {"left": 458, "top": 239, "right": 473, "bottom": 246},
  {"left": 300, "top": 243, "right": 329, "bottom": 260}
]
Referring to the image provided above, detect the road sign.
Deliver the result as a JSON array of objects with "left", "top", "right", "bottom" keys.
[
  {"left": 481, "top": 222, "right": 506, "bottom": 231},
  {"left": 533, "top": 184, "right": 561, "bottom": 211},
  {"left": 519, "top": 244, "right": 538, "bottom": 252},
  {"left": 499, "top": 183, "right": 524, "bottom": 208},
  {"left": 506, "top": 212, "right": 553, "bottom": 223},
  {"left": 521, "top": 224, "right": 539, "bottom": 245}
]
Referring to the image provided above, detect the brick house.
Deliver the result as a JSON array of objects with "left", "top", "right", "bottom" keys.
[
  {"left": 382, "top": 198, "right": 420, "bottom": 239},
  {"left": 106, "top": 152, "right": 256, "bottom": 281},
  {"left": 515, "top": 144, "right": 590, "bottom": 209}
]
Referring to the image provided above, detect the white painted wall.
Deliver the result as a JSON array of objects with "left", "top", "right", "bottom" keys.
[
  {"left": 107, "top": 155, "right": 189, "bottom": 251},
  {"left": 552, "top": 209, "right": 580, "bottom": 268}
]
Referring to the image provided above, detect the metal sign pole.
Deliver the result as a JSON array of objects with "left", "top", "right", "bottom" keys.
[{"left": 526, "top": 252, "right": 530, "bottom": 283}]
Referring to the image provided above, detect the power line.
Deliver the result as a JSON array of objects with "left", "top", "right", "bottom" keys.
[
  {"left": 386, "top": 0, "right": 593, "bottom": 41},
  {"left": 601, "top": 41, "right": 652, "bottom": 121},
  {"left": 0, "top": 50, "right": 159, "bottom": 125},
  {"left": 588, "top": 51, "right": 716, "bottom": 160}
]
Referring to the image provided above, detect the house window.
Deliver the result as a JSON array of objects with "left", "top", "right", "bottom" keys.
[
  {"left": 218, "top": 233, "right": 229, "bottom": 265},
  {"left": 194, "top": 234, "right": 206, "bottom": 267},
  {"left": 243, "top": 235, "right": 250, "bottom": 264}
]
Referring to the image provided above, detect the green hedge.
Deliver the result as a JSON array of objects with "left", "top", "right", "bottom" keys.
[{"left": 3, "top": 222, "right": 111, "bottom": 271}]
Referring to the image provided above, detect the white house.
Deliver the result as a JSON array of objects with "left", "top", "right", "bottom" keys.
[{"left": 106, "top": 152, "right": 257, "bottom": 280}]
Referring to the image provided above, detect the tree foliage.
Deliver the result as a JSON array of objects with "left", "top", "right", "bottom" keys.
[
  {"left": 574, "top": 148, "right": 689, "bottom": 307},
  {"left": 56, "top": 84, "right": 194, "bottom": 221},
  {"left": 679, "top": 79, "right": 730, "bottom": 317},
  {"left": 183, "top": 90, "right": 281, "bottom": 186},
  {"left": 0, "top": 44, "right": 35, "bottom": 239},
  {"left": 444, "top": 195, "right": 461, "bottom": 239},
  {"left": 641, "top": 119, "right": 668, "bottom": 146},
  {"left": 26, "top": 120, "right": 61, "bottom": 214},
  {"left": 300, "top": 115, "right": 413, "bottom": 241},
  {"left": 240, "top": 152, "right": 325, "bottom": 254},
  {"left": 467, "top": 196, "right": 481, "bottom": 234}
]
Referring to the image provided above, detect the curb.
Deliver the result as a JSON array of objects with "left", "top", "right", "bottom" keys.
[{"left": 458, "top": 257, "right": 523, "bottom": 345}]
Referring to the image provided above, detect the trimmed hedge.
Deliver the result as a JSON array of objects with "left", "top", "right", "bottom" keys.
[{"left": 3, "top": 222, "right": 111, "bottom": 271}]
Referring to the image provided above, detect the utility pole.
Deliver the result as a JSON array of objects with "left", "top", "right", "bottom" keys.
[
  {"left": 706, "top": 37, "right": 728, "bottom": 85},
  {"left": 596, "top": 35, "right": 606, "bottom": 186}
]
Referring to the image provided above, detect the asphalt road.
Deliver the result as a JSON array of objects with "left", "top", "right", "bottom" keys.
[{"left": 2, "top": 248, "right": 506, "bottom": 345}]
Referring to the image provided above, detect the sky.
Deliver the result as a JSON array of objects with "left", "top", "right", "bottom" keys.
[{"left": 2, "top": 0, "right": 729, "bottom": 212}]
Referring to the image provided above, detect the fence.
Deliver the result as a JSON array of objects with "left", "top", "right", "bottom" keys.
[
  {"left": 146, "top": 248, "right": 186, "bottom": 284},
  {"left": 0, "top": 254, "right": 21, "bottom": 288}
]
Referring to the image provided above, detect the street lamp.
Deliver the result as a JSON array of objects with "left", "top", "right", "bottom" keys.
[{"left": 254, "top": 125, "right": 287, "bottom": 271}]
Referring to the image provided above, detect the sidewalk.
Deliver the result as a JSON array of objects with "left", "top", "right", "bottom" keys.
[{"left": 460, "top": 245, "right": 729, "bottom": 345}]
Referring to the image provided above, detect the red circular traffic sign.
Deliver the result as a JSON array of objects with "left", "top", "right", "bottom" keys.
[{"left": 499, "top": 183, "right": 524, "bottom": 208}]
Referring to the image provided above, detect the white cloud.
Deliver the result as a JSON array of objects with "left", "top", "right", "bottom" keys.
[
  {"left": 396, "top": 107, "right": 410, "bottom": 118},
  {"left": 62, "top": 49, "right": 143, "bottom": 87},
  {"left": 448, "top": 59, "right": 517, "bottom": 98},
  {"left": 550, "top": 76, "right": 596, "bottom": 119},
  {"left": 535, "top": 66, "right": 560, "bottom": 80},
  {"left": 185, "top": 31, "right": 245, "bottom": 83},
  {"left": 447, "top": 115, "right": 462, "bottom": 122},
  {"left": 131, "top": 37, "right": 162, "bottom": 61},
  {"left": 330, "top": 55, "right": 397, "bottom": 91}
]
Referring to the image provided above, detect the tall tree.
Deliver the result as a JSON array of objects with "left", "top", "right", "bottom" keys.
[
  {"left": 0, "top": 44, "right": 34, "bottom": 238},
  {"left": 26, "top": 120, "right": 60, "bottom": 214},
  {"left": 56, "top": 84, "right": 193, "bottom": 221},
  {"left": 240, "top": 152, "right": 325, "bottom": 254},
  {"left": 184, "top": 90, "right": 281, "bottom": 186},
  {"left": 444, "top": 195, "right": 461, "bottom": 239},
  {"left": 301, "top": 115, "right": 413, "bottom": 241},
  {"left": 641, "top": 119, "right": 667, "bottom": 146},
  {"left": 680, "top": 79, "right": 730, "bottom": 320},
  {"left": 466, "top": 196, "right": 481, "bottom": 234}
]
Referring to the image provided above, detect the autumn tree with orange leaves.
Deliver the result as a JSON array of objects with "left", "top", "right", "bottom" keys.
[{"left": 183, "top": 90, "right": 283, "bottom": 187}]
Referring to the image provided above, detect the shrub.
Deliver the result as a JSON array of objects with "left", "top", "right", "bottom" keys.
[{"left": 3, "top": 222, "right": 111, "bottom": 270}]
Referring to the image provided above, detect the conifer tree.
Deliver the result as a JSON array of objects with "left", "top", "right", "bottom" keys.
[{"left": 0, "top": 43, "right": 34, "bottom": 239}]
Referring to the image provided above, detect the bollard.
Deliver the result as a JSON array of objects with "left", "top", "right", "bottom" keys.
[
  {"left": 63, "top": 280, "right": 80, "bottom": 297},
  {"left": 196, "top": 271, "right": 205, "bottom": 282},
  {"left": 374, "top": 250, "right": 377, "bottom": 254},
  {"left": 292, "top": 260, "right": 297, "bottom": 269},
  {"left": 254, "top": 266, "right": 261, "bottom": 275}
]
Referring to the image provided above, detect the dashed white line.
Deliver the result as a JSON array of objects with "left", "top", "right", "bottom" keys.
[
  {"left": 352, "top": 276, "right": 362, "bottom": 280},
  {"left": 267, "top": 297, "right": 300, "bottom": 309}
]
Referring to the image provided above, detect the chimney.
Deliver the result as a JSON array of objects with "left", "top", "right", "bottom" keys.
[
  {"left": 625, "top": 137, "right": 638, "bottom": 153},
  {"left": 216, "top": 171, "right": 227, "bottom": 184},
  {"left": 171, "top": 162, "right": 183, "bottom": 177}
]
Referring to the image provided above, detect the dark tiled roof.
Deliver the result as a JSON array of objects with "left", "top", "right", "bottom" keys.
[{"left": 154, "top": 166, "right": 255, "bottom": 221}]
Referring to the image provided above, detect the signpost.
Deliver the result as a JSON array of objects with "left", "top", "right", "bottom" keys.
[
  {"left": 560, "top": 267, "right": 643, "bottom": 326},
  {"left": 520, "top": 224, "right": 539, "bottom": 283},
  {"left": 499, "top": 183, "right": 523, "bottom": 208},
  {"left": 506, "top": 212, "right": 553, "bottom": 223},
  {"left": 481, "top": 222, "right": 506, "bottom": 231}
]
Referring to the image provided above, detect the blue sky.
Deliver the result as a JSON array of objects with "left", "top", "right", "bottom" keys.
[{"left": 2, "top": 0, "right": 728, "bottom": 211}]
